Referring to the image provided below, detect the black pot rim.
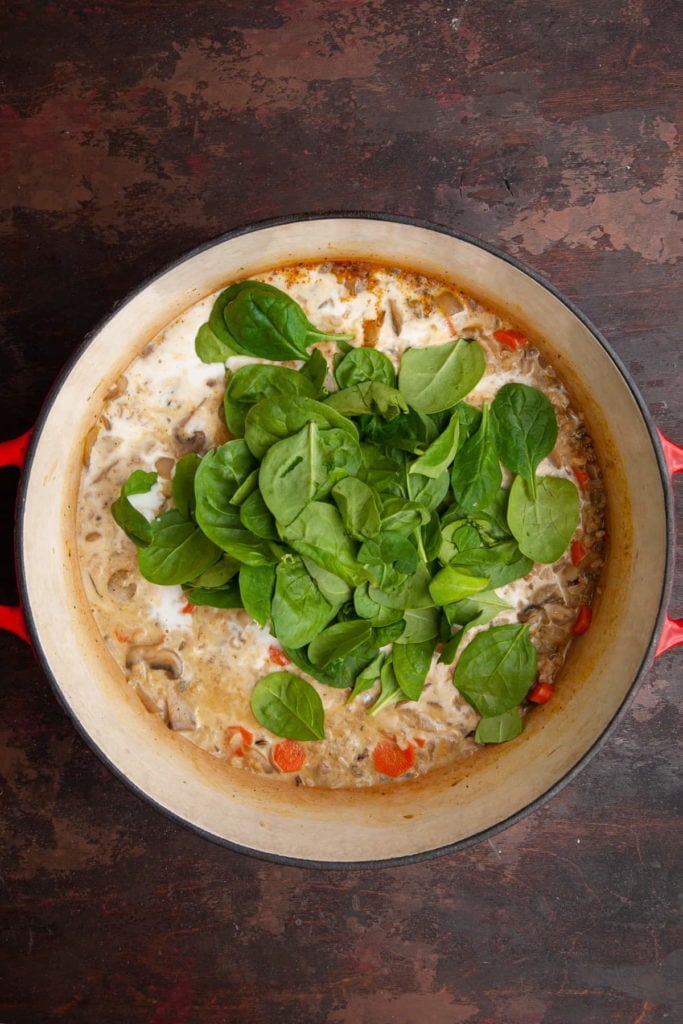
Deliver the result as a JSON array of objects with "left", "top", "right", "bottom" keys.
[{"left": 13, "top": 211, "right": 677, "bottom": 870}]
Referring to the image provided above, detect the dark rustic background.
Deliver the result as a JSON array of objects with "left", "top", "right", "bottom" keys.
[{"left": 1, "top": 2, "right": 680, "bottom": 1022}]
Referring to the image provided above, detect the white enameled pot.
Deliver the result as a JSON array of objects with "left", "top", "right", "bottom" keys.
[{"left": 2, "top": 215, "right": 681, "bottom": 867}]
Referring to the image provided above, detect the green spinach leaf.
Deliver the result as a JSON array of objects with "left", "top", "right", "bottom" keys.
[
  {"left": 250, "top": 671, "right": 325, "bottom": 740},
  {"left": 393, "top": 640, "right": 434, "bottom": 701},
  {"left": 398, "top": 338, "right": 486, "bottom": 413},
  {"left": 270, "top": 556, "right": 338, "bottom": 648},
  {"left": 335, "top": 346, "right": 396, "bottom": 388},
  {"left": 453, "top": 623, "right": 537, "bottom": 717},
  {"left": 111, "top": 470, "right": 158, "bottom": 547},
  {"left": 332, "top": 477, "right": 382, "bottom": 540},
  {"left": 491, "top": 383, "right": 558, "bottom": 498},
  {"left": 138, "top": 509, "right": 221, "bottom": 585},
  {"left": 450, "top": 403, "right": 502, "bottom": 511},
  {"left": 474, "top": 707, "right": 523, "bottom": 744},
  {"left": 308, "top": 619, "right": 374, "bottom": 669},
  {"left": 224, "top": 284, "right": 354, "bottom": 360},
  {"left": 507, "top": 474, "right": 580, "bottom": 563},
  {"left": 239, "top": 563, "right": 276, "bottom": 627},
  {"left": 409, "top": 413, "right": 460, "bottom": 478}
]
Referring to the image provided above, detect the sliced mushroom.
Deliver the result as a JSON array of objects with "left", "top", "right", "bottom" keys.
[
  {"left": 107, "top": 568, "right": 137, "bottom": 602},
  {"left": 388, "top": 298, "right": 403, "bottom": 335},
  {"left": 126, "top": 644, "right": 183, "bottom": 680},
  {"left": 155, "top": 456, "right": 175, "bottom": 479},
  {"left": 436, "top": 290, "right": 463, "bottom": 316},
  {"left": 167, "top": 685, "right": 196, "bottom": 731},
  {"left": 174, "top": 400, "right": 207, "bottom": 451}
]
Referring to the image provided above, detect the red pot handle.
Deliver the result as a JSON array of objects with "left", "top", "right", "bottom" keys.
[
  {"left": 0, "top": 429, "right": 32, "bottom": 644},
  {"left": 655, "top": 430, "right": 682, "bottom": 657}
]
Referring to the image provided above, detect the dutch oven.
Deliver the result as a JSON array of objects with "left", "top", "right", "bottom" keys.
[{"left": 1, "top": 215, "right": 680, "bottom": 867}]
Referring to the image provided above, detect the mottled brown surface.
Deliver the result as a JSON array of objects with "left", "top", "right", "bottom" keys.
[{"left": 0, "top": 1, "right": 680, "bottom": 1022}]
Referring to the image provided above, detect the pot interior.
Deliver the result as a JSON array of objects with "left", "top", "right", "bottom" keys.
[{"left": 19, "top": 217, "right": 668, "bottom": 864}]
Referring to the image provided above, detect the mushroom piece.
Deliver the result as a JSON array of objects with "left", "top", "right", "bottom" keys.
[
  {"left": 388, "top": 298, "right": 403, "bottom": 335},
  {"left": 166, "top": 685, "right": 196, "bottom": 731},
  {"left": 125, "top": 644, "right": 183, "bottom": 680},
  {"left": 173, "top": 400, "right": 207, "bottom": 452},
  {"left": 107, "top": 568, "right": 137, "bottom": 602},
  {"left": 436, "top": 290, "right": 463, "bottom": 316}
]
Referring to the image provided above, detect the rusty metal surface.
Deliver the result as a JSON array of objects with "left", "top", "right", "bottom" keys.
[{"left": 0, "top": 1, "right": 680, "bottom": 1021}]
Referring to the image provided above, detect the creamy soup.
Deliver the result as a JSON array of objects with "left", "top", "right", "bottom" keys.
[{"left": 77, "top": 263, "right": 606, "bottom": 787}]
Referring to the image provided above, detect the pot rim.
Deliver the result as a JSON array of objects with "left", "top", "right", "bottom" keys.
[{"left": 14, "top": 211, "right": 677, "bottom": 869}]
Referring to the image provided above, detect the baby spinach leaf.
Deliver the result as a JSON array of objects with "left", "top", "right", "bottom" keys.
[
  {"left": 195, "top": 322, "right": 234, "bottom": 364},
  {"left": 369, "top": 562, "right": 433, "bottom": 611},
  {"left": 138, "top": 509, "right": 221, "bottom": 586},
  {"left": 325, "top": 381, "right": 408, "bottom": 420},
  {"left": 190, "top": 555, "right": 240, "bottom": 589},
  {"left": 300, "top": 348, "right": 329, "bottom": 395},
  {"left": 439, "top": 591, "right": 512, "bottom": 663},
  {"left": 308, "top": 619, "right": 374, "bottom": 669},
  {"left": 195, "top": 440, "right": 257, "bottom": 506},
  {"left": 250, "top": 671, "right": 325, "bottom": 741},
  {"left": 450, "top": 403, "right": 501, "bottom": 511},
  {"left": 206, "top": 281, "right": 282, "bottom": 356},
  {"left": 398, "top": 338, "right": 486, "bottom": 414},
  {"left": 429, "top": 565, "right": 489, "bottom": 606},
  {"left": 445, "top": 591, "right": 512, "bottom": 628},
  {"left": 224, "top": 363, "right": 317, "bottom": 437},
  {"left": 230, "top": 468, "right": 259, "bottom": 507},
  {"left": 358, "top": 445, "right": 406, "bottom": 496},
  {"left": 491, "top": 383, "right": 558, "bottom": 498},
  {"left": 395, "top": 605, "right": 440, "bottom": 643},
  {"left": 172, "top": 453, "right": 201, "bottom": 519},
  {"left": 111, "top": 470, "right": 158, "bottom": 547},
  {"left": 455, "top": 401, "right": 483, "bottom": 444},
  {"left": 474, "top": 707, "right": 523, "bottom": 744},
  {"left": 507, "top": 474, "right": 580, "bottom": 563},
  {"left": 393, "top": 640, "right": 434, "bottom": 701},
  {"left": 271, "top": 556, "right": 337, "bottom": 648},
  {"left": 347, "top": 652, "right": 385, "bottom": 703},
  {"left": 335, "top": 346, "right": 396, "bottom": 388},
  {"left": 239, "top": 563, "right": 276, "bottom": 627},
  {"left": 354, "top": 583, "right": 406, "bottom": 626},
  {"left": 406, "top": 467, "right": 450, "bottom": 513},
  {"left": 359, "top": 532, "right": 418, "bottom": 590},
  {"left": 368, "top": 657, "right": 403, "bottom": 715},
  {"left": 360, "top": 406, "right": 437, "bottom": 454},
  {"left": 380, "top": 497, "right": 429, "bottom": 536},
  {"left": 224, "top": 284, "right": 354, "bottom": 361},
  {"left": 184, "top": 580, "right": 244, "bottom": 608},
  {"left": 299, "top": 558, "right": 350, "bottom": 607},
  {"left": 244, "top": 394, "right": 357, "bottom": 459},
  {"left": 449, "top": 540, "right": 533, "bottom": 590},
  {"left": 282, "top": 502, "right": 369, "bottom": 587},
  {"left": 332, "top": 477, "right": 382, "bottom": 540},
  {"left": 409, "top": 413, "right": 460, "bottom": 478},
  {"left": 453, "top": 623, "right": 537, "bottom": 717},
  {"left": 239, "top": 489, "right": 279, "bottom": 541},
  {"left": 260, "top": 422, "right": 362, "bottom": 527},
  {"left": 195, "top": 445, "right": 277, "bottom": 565}
]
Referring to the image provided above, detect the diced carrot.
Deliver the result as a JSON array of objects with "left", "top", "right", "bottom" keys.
[
  {"left": 182, "top": 602, "right": 194, "bottom": 614},
  {"left": 272, "top": 739, "right": 306, "bottom": 773},
  {"left": 573, "top": 606, "right": 592, "bottom": 635},
  {"left": 573, "top": 466, "right": 590, "bottom": 490},
  {"left": 225, "top": 725, "right": 254, "bottom": 756},
  {"left": 528, "top": 681, "right": 554, "bottom": 704},
  {"left": 570, "top": 539, "right": 587, "bottom": 566},
  {"left": 114, "top": 629, "right": 130, "bottom": 643},
  {"left": 269, "top": 645, "right": 289, "bottom": 667},
  {"left": 372, "top": 739, "right": 416, "bottom": 778},
  {"left": 493, "top": 328, "right": 527, "bottom": 350}
]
